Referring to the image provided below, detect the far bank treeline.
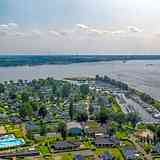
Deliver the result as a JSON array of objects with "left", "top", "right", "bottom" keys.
[
  {"left": 95, "top": 75, "right": 160, "bottom": 111},
  {"left": 1, "top": 55, "right": 160, "bottom": 66}
]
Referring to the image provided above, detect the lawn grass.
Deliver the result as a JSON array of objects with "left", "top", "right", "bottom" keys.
[
  {"left": 5, "top": 124, "right": 24, "bottom": 137},
  {"left": 116, "top": 130, "right": 128, "bottom": 139},
  {"left": 37, "top": 146, "right": 50, "bottom": 155},
  {"left": 108, "top": 95, "right": 122, "bottom": 113}
]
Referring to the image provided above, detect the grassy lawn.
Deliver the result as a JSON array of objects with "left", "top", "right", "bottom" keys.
[
  {"left": 54, "top": 153, "right": 73, "bottom": 160},
  {"left": 116, "top": 130, "right": 128, "bottom": 139},
  {"left": 108, "top": 95, "right": 122, "bottom": 113},
  {"left": 5, "top": 124, "right": 24, "bottom": 137},
  {"left": 95, "top": 147, "right": 124, "bottom": 160},
  {"left": 152, "top": 100, "right": 160, "bottom": 110},
  {"left": 37, "top": 146, "right": 50, "bottom": 156}
]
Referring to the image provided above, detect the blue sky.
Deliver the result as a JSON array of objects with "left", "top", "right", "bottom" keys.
[{"left": 0, "top": 0, "right": 160, "bottom": 53}]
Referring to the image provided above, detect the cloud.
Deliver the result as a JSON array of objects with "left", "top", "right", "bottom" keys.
[
  {"left": 112, "top": 30, "right": 126, "bottom": 35},
  {"left": 0, "top": 23, "right": 19, "bottom": 30},
  {"left": 0, "top": 22, "right": 144, "bottom": 41},
  {"left": 76, "top": 24, "right": 109, "bottom": 36},
  {"left": 0, "top": 23, "right": 20, "bottom": 37},
  {"left": 31, "top": 30, "right": 43, "bottom": 37},
  {"left": 8, "top": 23, "right": 19, "bottom": 29},
  {"left": 128, "top": 26, "right": 143, "bottom": 33},
  {"left": 76, "top": 24, "right": 89, "bottom": 30},
  {"left": 0, "top": 24, "right": 9, "bottom": 30},
  {"left": 48, "top": 30, "right": 60, "bottom": 36},
  {"left": 0, "top": 30, "right": 8, "bottom": 36}
]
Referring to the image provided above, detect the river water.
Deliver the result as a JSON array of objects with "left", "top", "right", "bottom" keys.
[{"left": 0, "top": 60, "right": 160, "bottom": 100}]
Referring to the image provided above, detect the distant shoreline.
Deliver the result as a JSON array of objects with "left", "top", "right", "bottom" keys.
[{"left": 0, "top": 55, "right": 160, "bottom": 67}]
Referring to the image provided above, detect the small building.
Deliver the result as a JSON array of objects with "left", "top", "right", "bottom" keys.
[
  {"left": 86, "top": 121, "right": 105, "bottom": 137},
  {"left": 52, "top": 141, "right": 81, "bottom": 150},
  {"left": 100, "top": 152, "right": 114, "bottom": 160},
  {"left": 122, "top": 147, "right": 139, "bottom": 160},
  {"left": 153, "top": 143, "right": 160, "bottom": 154},
  {"left": 134, "top": 129, "right": 154, "bottom": 139},
  {"left": 10, "top": 116, "right": 22, "bottom": 124},
  {"left": 74, "top": 150, "right": 94, "bottom": 158},
  {"left": 0, "top": 150, "right": 39, "bottom": 159},
  {"left": 75, "top": 155, "right": 84, "bottom": 160},
  {"left": 94, "top": 137, "right": 114, "bottom": 147},
  {"left": 25, "top": 121, "right": 39, "bottom": 132},
  {"left": 94, "top": 136, "right": 121, "bottom": 147},
  {"left": 67, "top": 122, "right": 82, "bottom": 136}
]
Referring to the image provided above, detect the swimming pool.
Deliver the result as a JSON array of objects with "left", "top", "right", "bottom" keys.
[{"left": 0, "top": 134, "right": 25, "bottom": 149}]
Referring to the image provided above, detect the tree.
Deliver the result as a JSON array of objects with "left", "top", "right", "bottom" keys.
[
  {"left": 57, "top": 121, "right": 67, "bottom": 140},
  {"left": 61, "top": 83, "right": 71, "bottom": 98},
  {"left": 144, "top": 144, "right": 152, "bottom": 154},
  {"left": 155, "top": 126, "right": 160, "bottom": 141},
  {"left": 126, "top": 112, "right": 141, "bottom": 127},
  {"left": 40, "top": 120, "right": 47, "bottom": 136},
  {"left": 27, "top": 129, "right": 34, "bottom": 140},
  {"left": 69, "top": 100, "right": 74, "bottom": 120},
  {"left": 96, "top": 108, "right": 110, "bottom": 124},
  {"left": 26, "top": 103, "right": 33, "bottom": 119},
  {"left": 52, "top": 83, "right": 57, "bottom": 94},
  {"left": 0, "top": 83, "right": 4, "bottom": 93},
  {"left": 76, "top": 112, "right": 88, "bottom": 122},
  {"left": 80, "top": 84, "right": 89, "bottom": 97},
  {"left": 19, "top": 103, "right": 33, "bottom": 119},
  {"left": 88, "top": 103, "right": 94, "bottom": 114},
  {"left": 114, "top": 112, "right": 126, "bottom": 127},
  {"left": 38, "top": 106, "right": 47, "bottom": 118},
  {"left": 21, "top": 92, "right": 29, "bottom": 102},
  {"left": 19, "top": 105, "right": 27, "bottom": 119}
]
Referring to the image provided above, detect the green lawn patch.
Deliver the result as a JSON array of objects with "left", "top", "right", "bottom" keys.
[
  {"left": 5, "top": 124, "right": 24, "bottom": 137},
  {"left": 108, "top": 95, "right": 122, "bottom": 113},
  {"left": 37, "top": 146, "right": 50, "bottom": 155},
  {"left": 116, "top": 131, "right": 128, "bottom": 139}
]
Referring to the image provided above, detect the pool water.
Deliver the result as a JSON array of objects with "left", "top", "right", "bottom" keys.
[{"left": 0, "top": 134, "right": 25, "bottom": 149}]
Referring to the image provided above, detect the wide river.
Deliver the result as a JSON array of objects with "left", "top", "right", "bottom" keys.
[{"left": 1, "top": 60, "right": 160, "bottom": 100}]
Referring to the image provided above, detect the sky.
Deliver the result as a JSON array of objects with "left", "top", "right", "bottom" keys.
[{"left": 0, "top": 0, "right": 160, "bottom": 54}]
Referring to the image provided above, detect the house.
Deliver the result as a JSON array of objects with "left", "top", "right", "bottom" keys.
[
  {"left": 86, "top": 121, "right": 105, "bottom": 137},
  {"left": 153, "top": 143, "right": 160, "bottom": 154},
  {"left": 74, "top": 150, "right": 94, "bottom": 158},
  {"left": 52, "top": 141, "right": 81, "bottom": 150},
  {"left": 0, "top": 150, "right": 39, "bottom": 159},
  {"left": 122, "top": 147, "right": 139, "bottom": 160},
  {"left": 10, "top": 116, "right": 22, "bottom": 124},
  {"left": 134, "top": 129, "right": 154, "bottom": 143},
  {"left": 94, "top": 137, "right": 114, "bottom": 147},
  {"left": 110, "top": 136, "right": 121, "bottom": 146},
  {"left": 94, "top": 135, "right": 121, "bottom": 147},
  {"left": 25, "top": 121, "right": 39, "bottom": 132},
  {"left": 100, "top": 152, "right": 114, "bottom": 160},
  {"left": 67, "top": 122, "right": 82, "bottom": 135},
  {"left": 75, "top": 155, "right": 84, "bottom": 160}
]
